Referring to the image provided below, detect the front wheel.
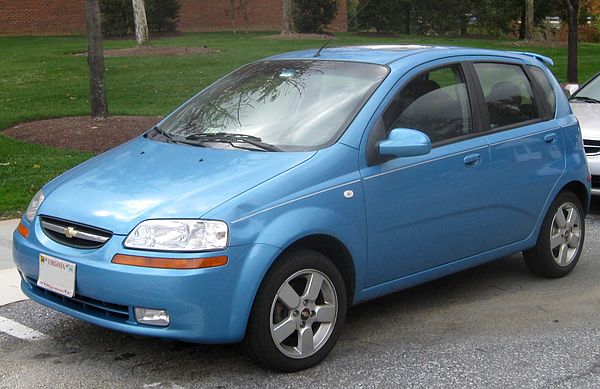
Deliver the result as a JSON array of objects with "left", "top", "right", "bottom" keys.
[
  {"left": 245, "top": 249, "right": 347, "bottom": 372},
  {"left": 523, "top": 191, "right": 585, "bottom": 278}
]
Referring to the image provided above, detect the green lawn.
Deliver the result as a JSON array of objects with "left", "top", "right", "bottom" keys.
[{"left": 1, "top": 31, "right": 599, "bottom": 218}]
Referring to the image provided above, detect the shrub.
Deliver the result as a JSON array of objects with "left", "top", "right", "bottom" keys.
[
  {"left": 101, "top": 0, "right": 133, "bottom": 36},
  {"left": 346, "top": 0, "right": 359, "bottom": 32},
  {"left": 356, "top": 0, "right": 410, "bottom": 33},
  {"left": 293, "top": 0, "right": 339, "bottom": 33},
  {"left": 146, "top": 0, "right": 181, "bottom": 32},
  {"left": 101, "top": 0, "right": 181, "bottom": 36}
]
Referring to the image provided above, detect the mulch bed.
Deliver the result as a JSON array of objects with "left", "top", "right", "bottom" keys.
[
  {"left": 77, "top": 46, "right": 219, "bottom": 57},
  {"left": 3, "top": 116, "right": 162, "bottom": 153}
]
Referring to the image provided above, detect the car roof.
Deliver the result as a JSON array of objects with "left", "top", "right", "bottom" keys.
[{"left": 266, "top": 45, "right": 550, "bottom": 67}]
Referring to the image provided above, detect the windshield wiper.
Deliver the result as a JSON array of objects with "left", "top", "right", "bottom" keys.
[
  {"left": 147, "top": 126, "right": 203, "bottom": 146},
  {"left": 571, "top": 96, "right": 600, "bottom": 104},
  {"left": 148, "top": 128, "right": 281, "bottom": 151},
  {"left": 186, "top": 132, "right": 282, "bottom": 152}
]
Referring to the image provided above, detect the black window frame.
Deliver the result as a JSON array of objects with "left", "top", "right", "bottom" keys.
[
  {"left": 466, "top": 60, "right": 550, "bottom": 135},
  {"left": 366, "top": 61, "right": 483, "bottom": 166},
  {"left": 527, "top": 65, "right": 558, "bottom": 120}
]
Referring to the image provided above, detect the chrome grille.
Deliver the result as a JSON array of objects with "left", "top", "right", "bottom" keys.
[
  {"left": 40, "top": 216, "right": 112, "bottom": 249},
  {"left": 584, "top": 139, "right": 600, "bottom": 156}
]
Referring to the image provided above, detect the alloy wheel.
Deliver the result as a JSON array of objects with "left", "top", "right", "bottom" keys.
[
  {"left": 550, "top": 202, "right": 582, "bottom": 267},
  {"left": 269, "top": 269, "right": 338, "bottom": 359}
]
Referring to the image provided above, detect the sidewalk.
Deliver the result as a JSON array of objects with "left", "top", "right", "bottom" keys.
[{"left": 0, "top": 219, "right": 27, "bottom": 305}]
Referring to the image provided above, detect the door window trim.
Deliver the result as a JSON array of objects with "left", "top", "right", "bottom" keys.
[
  {"left": 525, "top": 64, "right": 557, "bottom": 120},
  {"left": 366, "top": 61, "right": 483, "bottom": 166},
  {"left": 468, "top": 60, "right": 549, "bottom": 134}
]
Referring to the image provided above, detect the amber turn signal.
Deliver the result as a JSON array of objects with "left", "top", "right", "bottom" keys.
[
  {"left": 17, "top": 222, "right": 29, "bottom": 239},
  {"left": 111, "top": 254, "right": 228, "bottom": 269}
]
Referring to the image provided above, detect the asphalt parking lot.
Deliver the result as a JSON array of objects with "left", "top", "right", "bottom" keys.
[{"left": 0, "top": 200, "right": 599, "bottom": 388}]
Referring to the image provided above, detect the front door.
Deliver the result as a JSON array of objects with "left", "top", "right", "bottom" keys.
[{"left": 361, "top": 63, "right": 494, "bottom": 287}]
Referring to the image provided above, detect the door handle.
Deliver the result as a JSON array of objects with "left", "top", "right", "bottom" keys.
[
  {"left": 463, "top": 153, "right": 481, "bottom": 167},
  {"left": 544, "top": 133, "right": 557, "bottom": 143}
]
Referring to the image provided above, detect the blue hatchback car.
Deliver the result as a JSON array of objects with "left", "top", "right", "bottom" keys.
[{"left": 14, "top": 45, "right": 590, "bottom": 371}]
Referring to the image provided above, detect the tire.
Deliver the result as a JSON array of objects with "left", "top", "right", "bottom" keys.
[
  {"left": 245, "top": 249, "right": 347, "bottom": 372},
  {"left": 523, "top": 191, "right": 585, "bottom": 278}
]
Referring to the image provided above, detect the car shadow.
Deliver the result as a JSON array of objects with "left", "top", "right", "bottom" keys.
[
  {"left": 344, "top": 253, "right": 531, "bottom": 327},
  {"left": 589, "top": 195, "right": 600, "bottom": 216}
]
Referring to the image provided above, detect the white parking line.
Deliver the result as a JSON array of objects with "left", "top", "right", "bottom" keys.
[{"left": 0, "top": 316, "right": 48, "bottom": 341}]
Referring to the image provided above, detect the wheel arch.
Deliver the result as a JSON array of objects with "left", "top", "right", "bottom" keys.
[
  {"left": 561, "top": 180, "right": 590, "bottom": 213},
  {"left": 277, "top": 234, "right": 357, "bottom": 307}
]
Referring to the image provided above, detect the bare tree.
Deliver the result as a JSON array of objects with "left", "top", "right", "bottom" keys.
[
  {"left": 566, "top": 0, "right": 580, "bottom": 83},
  {"left": 84, "top": 0, "right": 109, "bottom": 118},
  {"left": 240, "top": 0, "right": 251, "bottom": 34},
  {"left": 230, "top": 0, "right": 251, "bottom": 34},
  {"left": 230, "top": 0, "right": 237, "bottom": 34},
  {"left": 132, "top": 0, "right": 150, "bottom": 47},
  {"left": 525, "top": 0, "right": 535, "bottom": 40},
  {"left": 282, "top": 0, "right": 294, "bottom": 34}
]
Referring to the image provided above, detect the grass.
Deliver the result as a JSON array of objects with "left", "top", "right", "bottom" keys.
[
  {"left": 1, "top": 31, "right": 599, "bottom": 218},
  {"left": 0, "top": 137, "right": 93, "bottom": 219}
]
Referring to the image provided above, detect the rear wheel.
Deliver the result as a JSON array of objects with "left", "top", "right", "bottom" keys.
[
  {"left": 245, "top": 249, "right": 347, "bottom": 372},
  {"left": 524, "top": 191, "right": 585, "bottom": 278}
]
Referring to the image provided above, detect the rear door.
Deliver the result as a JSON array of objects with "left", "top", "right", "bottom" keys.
[{"left": 468, "top": 60, "right": 565, "bottom": 247}]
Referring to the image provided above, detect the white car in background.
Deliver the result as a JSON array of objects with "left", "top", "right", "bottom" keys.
[{"left": 569, "top": 72, "right": 600, "bottom": 195}]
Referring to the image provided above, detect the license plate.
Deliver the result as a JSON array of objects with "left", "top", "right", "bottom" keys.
[{"left": 37, "top": 254, "right": 76, "bottom": 298}]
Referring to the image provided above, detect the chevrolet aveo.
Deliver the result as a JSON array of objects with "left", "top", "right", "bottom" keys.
[{"left": 14, "top": 45, "right": 591, "bottom": 371}]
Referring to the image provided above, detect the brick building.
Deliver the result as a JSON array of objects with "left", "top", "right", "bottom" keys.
[{"left": 0, "top": 0, "right": 347, "bottom": 36}]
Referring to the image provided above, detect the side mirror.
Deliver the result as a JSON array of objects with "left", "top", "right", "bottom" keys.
[
  {"left": 379, "top": 128, "right": 432, "bottom": 159},
  {"left": 563, "top": 83, "right": 580, "bottom": 98}
]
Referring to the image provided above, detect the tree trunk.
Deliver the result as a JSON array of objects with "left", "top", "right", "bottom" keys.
[
  {"left": 460, "top": 15, "right": 468, "bottom": 36},
  {"left": 459, "top": 0, "right": 468, "bottom": 36},
  {"left": 519, "top": 3, "right": 526, "bottom": 40},
  {"left": 240, "top": 0, "right": 249, "bottom": 34},
  {"left": 404, "top": 5, "right": 411, "bottom": 35},
  {"left": 132, "top": 0, "right": 149, "bottom": 47},
  {"left": 84, "top": 0, "right": 109, "bottom": 118},
  {"left": 282, "top": 0, "right": 294, "bottom": 34},
  {"left": 230, "top": 0, "right": 237, "bottom": 34},
  {"left": 567, "top": 0, "right": 579, "bottom": 83},
  {"left": 524, "top": 0, "right": 535, "bottom": 40}
]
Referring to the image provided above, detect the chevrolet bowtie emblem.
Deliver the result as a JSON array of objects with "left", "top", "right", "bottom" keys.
[{"left": 65, "top": 226, "right": 78, "bottom": 239}]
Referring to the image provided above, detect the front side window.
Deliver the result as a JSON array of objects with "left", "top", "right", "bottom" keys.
[
  {"left": 382, "top": 65, "right": 473, "bottom": 144},
  {"left": 474, "top": 63, "right": 539, "bottom": 129},
  {"left": 157, "top": 60, "right": 388, "bottom": 151}
]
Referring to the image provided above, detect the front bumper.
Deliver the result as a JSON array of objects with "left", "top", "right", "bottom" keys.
[{"left": 12, "top": 217, "right": 281, "bottom": 343}]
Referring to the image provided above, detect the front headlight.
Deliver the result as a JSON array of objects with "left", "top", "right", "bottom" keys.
[
  {"left": 124, "top": 219, "right": 228, "bottom": 251},
  {"left": 25, "top": 189, "right": 45, "bottom": 222}
]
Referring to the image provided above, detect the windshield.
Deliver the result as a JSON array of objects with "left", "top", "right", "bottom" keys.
[
  {"left": 572, "top": 73, "right": 600, "bottom": 102},
  {"left": 156, "top": 60, "right": 388, "bottom": 151}
]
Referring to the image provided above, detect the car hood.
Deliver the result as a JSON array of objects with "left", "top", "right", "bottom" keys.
[
  {"left": 571, "top": 103, "right": 600, "bottom": 140},
  {"left": 40, "top": 137, "right": 315, "bottom": 235}
]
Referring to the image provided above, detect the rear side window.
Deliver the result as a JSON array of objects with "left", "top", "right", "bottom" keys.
[
  {"left": 474, "top": 63, "right": 539, "bottom": 130},
  {"left": 529, "top": 66, "right": 557, "bottom": 117},
  {"left": 383, "top": 65, "right": 473, "bottom": 144}
]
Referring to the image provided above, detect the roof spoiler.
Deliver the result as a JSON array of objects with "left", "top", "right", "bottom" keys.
[{"left": 510, "top": 51, "right": 554, "bottom": 67}]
